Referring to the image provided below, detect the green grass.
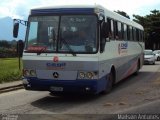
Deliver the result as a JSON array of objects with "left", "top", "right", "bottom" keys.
[{"left": 0, "top": 58, "right": 22, "bottom": 83}]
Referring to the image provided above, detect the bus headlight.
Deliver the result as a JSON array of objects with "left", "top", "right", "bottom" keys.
[
  {"left": 23, "top": 69, "right": 36, "bottom": 77},
  {"left": 30, "top": 70, "right": 36, "bottom": 76},
  {"left": 86, "top": 72, "right": 94, "bottom": 79},
  {"left": 78, "top": 71, "right": 98, "bottom": 79},
  {"left": 79, "top": 72, "right": 85, "bottom": 79},
  {"left": 23, "top": 69, "right": 30, "bottom": 76}
]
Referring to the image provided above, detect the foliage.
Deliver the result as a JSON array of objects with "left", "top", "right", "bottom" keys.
[
  {"left": 114, "top": 10, "right": 130, "bottom": 19},
  {"left": 133, "top": 10, "right": 160, "bottom": 50},
  {"left": 0, "top": 48, "right": 17, "bottom": 58},
  {"left": 0, "top": 40, "right": 17, "bottom": 49},
  {"left": 0, "top": 40, "right": 11, "bottom": 48},
  {"left": 0, "top": 58, "right": 22, "bottom": 83},
  {"left": 0, "top": 40, "right": 18, "bottom": 58}
]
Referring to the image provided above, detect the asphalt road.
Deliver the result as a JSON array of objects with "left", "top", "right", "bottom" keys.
[{"left": 0, "top": 62, "right": 160, "bottom": 119}]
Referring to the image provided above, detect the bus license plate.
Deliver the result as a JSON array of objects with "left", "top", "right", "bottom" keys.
[{"left": 50, "top": 86, "right": 63, "bottom": 92}]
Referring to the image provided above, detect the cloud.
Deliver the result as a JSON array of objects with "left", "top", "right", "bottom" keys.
[{"left": 0, "top": 0, "right": 160, "bottom": 19}]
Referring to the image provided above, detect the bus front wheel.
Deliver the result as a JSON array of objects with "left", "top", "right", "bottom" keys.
[{"left": 102, "top": 71, "right": 113, "bottom": 94}]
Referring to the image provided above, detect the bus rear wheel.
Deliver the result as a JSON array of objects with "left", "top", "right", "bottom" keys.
[{"left": 102, "top": 71, "right": 113, "bottom": 94}]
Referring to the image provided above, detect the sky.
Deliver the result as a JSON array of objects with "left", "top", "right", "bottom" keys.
[{"left": 0, "top": 0, "right": 160, "bottom": 20}]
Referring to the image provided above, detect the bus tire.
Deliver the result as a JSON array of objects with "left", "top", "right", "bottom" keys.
[
  {"left": 134, "top": 60, "right": 140, "bottom": 75},
  {"left": 102, "top": 71, "right": 113, "bottom": 94}
]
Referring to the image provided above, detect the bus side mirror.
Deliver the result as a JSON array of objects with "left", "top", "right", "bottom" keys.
[
  {"left": 17, "top": 40, "right": 24, "bottom": 57},
  {"left": 13, "top": 23, "right": 19, "bottom": 38}
]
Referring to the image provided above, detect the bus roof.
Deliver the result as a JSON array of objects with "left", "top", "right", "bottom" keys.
[{"left": 30, "top": 4, "right": 143, "bottom": 30}]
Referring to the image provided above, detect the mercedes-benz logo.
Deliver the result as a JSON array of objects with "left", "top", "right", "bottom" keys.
[{"left": 53, "top": 72, "right": 59, "bottom": 78}]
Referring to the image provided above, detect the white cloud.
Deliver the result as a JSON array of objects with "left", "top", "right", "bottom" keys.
[{"left": 0, "top": 0, "right": 160, "bottom": 19}]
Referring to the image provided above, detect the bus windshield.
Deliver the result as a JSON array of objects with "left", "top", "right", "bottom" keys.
[{"left": 25, "top": 15, "right": 98, "bottom": 54}]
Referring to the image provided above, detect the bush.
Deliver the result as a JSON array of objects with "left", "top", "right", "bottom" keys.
[{"left": 0, "top": 48, "right": 17, "bottom": 58}]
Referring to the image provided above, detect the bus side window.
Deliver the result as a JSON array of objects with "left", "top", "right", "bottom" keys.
[
  {"left": 121, "top": 23, "right": 124, "bottom": 40},
  {"left": 140, "top": 30, "right": 144, "bottom": 42},
  {"left": 142, "top": 30, "right": 144, "bottom": 42},
  {"left": 113, "top": 20, "right": 119, "bottom": 40},
  {"left": 130, "top": 26, "right": 133, "bottom": 41},
  {"left": 107, "top": 18, "right": 114, "bottom": 39},
  {"left": 127, "top": 25, "right": 130, "bottom": 41},
  {"left": 110, "top": 20, "right": 114, "bottom": 39},
  {"left": 133, "top": 27, "right": 136, "bottom": 41},
  {"left": 132, "top": 27, "right": 134, "bottom": 41},
  {"left": 123, "top": 24, "right": 127, "bottom": 40},
  {"left": 136, "top": 29, "right": 140, "bottom": 41},
  {"left": 118, "top": 22, "right": 122, "bottom": 40}
]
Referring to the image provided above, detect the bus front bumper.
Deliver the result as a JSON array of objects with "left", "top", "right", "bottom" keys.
[{"left": 22, "top": 77, "right": 108, "bottom": 94}]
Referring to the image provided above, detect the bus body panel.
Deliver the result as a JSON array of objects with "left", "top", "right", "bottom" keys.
[
  {"left": 99, "top": 41, "right": 144, "bottom": 82},
  {"left": 22, "top": 54, "right": 108, "bottom": 94},
  {"left": 22, "top": 4, "right": 144, "bottom": 94}
]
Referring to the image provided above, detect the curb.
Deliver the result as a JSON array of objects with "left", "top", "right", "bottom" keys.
[{"left": 0, "top": 84, "right": 24, "bottom": 94}]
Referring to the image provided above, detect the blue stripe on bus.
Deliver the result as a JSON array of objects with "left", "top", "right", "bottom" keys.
[
  {"left": 31, "top": 8, "right": 94, "bottom": 15},
  {"left": 23, "top": 74, "right": 109, "bottom": 94}
]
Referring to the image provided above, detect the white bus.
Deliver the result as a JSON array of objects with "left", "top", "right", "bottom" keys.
[{"left": 14, "top": 5, "right": 144, "bottom": 94}]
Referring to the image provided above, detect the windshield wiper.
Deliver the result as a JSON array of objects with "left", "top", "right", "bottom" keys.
[
  {"left": 37, "top": 47, "right": 46, "bottom": 55},
  {"left": 61, "top": 39, "right": 76, "bottom": 56}
]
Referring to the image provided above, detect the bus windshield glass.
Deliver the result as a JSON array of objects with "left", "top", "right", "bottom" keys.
[{"left": 25, "top": 15, "right": 97, "bottom": 53}]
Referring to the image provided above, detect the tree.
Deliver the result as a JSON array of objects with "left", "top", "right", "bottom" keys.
[
  {"left": 10, "top": 40, "right": 17, "bottom": 49},
  {"left": 151, "top": 9, "right": 159, "bottom": 15},
  {"left": 0, "top": 40, "right": 11, "bottom": 48},
  {"left": 114, "top": 10, "right": 130, "bottom": 19},
  {"left": 133, "top": 10, "right": 160, "bottom": 50}
]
